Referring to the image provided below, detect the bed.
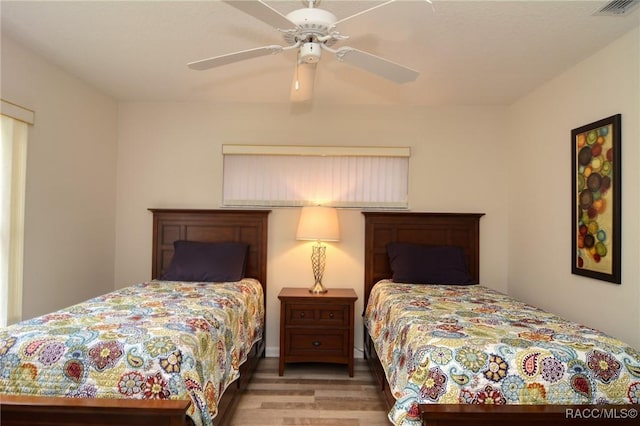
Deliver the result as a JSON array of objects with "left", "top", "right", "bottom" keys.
[
  {"left": 362, "top": 211, "right": 639, "bottom": 426},
  {"left": 0, "top": 208, "right": 270, "bottom": 426}
]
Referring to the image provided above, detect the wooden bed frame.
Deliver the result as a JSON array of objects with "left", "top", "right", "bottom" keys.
[
  {"left": 362, "top": 211, "right": 639, "bottom": 426},
  {"left": 1, "top": 208, "right": 270, "bottom": 426}
]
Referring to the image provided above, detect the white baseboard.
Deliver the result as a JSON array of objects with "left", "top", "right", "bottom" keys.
[{"left": 265, "top": 347, "right": 279, "bottom": 358}]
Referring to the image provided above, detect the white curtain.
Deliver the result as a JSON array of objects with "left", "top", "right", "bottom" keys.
[
  {"left": 223, "top": 145, "right": 410, "bottom": 208},
  {"left": 1, "top": 109, "right": 29, "bottom": 327}
]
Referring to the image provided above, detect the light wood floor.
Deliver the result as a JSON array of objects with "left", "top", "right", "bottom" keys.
[{"left": 231, "top": 357, "right": 390, "bottom": 425}]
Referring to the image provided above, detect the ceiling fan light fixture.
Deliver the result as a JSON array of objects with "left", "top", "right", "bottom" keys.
[{"left": 291, "top": 61, "right": 317, "bottom": 102}]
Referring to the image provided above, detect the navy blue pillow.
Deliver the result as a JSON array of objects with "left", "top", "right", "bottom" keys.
[
  {"left": 387, "top": 243, "right": 475, "bottom": 285},
  {"left": 162, "top": 241, "right": 249, "bottom": 282}
]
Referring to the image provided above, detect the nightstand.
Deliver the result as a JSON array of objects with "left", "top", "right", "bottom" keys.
[{"left": 278, "top": 287, "right": 358, "bottom": 376}]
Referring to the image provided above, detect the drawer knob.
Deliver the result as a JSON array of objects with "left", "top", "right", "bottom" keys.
[
  {"left": 299, "top": 312, "right": 305, "bottom": 318},
  {"left": 312, "top": 340, "right": 321, "bottom": 347},
  {"left": 329, "top": 312, "right": 335, "bottom": 318}
]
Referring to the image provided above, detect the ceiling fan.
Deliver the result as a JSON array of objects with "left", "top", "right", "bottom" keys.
[{"left": 188, "top": 0, "right": 428, "bottom": 102}]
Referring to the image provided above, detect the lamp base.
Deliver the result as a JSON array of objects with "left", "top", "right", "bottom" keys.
[{"left": 309, "top": 282, "right": 328, "bottom": 294}]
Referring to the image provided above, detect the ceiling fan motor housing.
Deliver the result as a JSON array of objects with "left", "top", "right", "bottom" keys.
[
  {"left": 284, "top": 7, "right": 338, "bottom": 46},
  {"left": 300, "top": 42, "right": 321, "bottom": 63}
]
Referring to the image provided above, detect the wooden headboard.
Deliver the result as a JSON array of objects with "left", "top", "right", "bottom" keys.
[
  {"left": 363, "top": 212, "right": 484, "bottom": 304},
  {"left": 149, "top": 209, "right": 270, "bottom": 292}
]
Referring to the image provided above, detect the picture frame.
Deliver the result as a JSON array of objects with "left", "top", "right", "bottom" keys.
[{"left": 571, "top": 114, "right": 621, "bottom": 284}]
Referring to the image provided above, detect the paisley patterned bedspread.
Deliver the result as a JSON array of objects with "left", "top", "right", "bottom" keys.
[
  {"left": 364, "top": 280, "right": 640, "bottom": 426},
  {"left": 0, "top": 279, "right": 264, "bottom": 426}
]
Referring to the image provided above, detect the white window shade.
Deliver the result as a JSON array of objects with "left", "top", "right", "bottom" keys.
[
  {"left": 222, "top": 145, "right": 409, "bottom": 208},
  {"left": 1, "top": 107, "right": 30, "bottom": 327}
]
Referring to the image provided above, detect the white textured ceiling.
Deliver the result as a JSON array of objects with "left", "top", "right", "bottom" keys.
[{"left": 2, "top": 0, "right": 639, "bottom": 106}]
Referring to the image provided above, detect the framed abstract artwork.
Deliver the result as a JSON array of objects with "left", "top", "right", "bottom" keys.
[{"left": 571, "top": 114, "right": 621, "bottom": 284}]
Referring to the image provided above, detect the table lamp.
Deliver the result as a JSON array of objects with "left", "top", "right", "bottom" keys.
[{"left": 296, "top": 206, "right": 340, "bottom": 294}]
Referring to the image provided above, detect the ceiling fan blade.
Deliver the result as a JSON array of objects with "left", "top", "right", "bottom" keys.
[
  {"left": 334, "top": 47, "right": 419, "bottom": 83},
  {"left": 188, "top": 45, "right": 284, "bottom": 70},
  {"left": 223, "top": 0, "right": 296, "bottom": 30},
  {"left": 335, "top": 0, "right": 432, "bottom": 25},
  {"left": 290, "top": 62, "right": 317, "bottom": 103},
  {"left": 334, "top": 0, "right": 396, "bottom": 25}
]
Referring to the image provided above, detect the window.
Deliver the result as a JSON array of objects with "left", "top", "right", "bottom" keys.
[
  {"left": 1, "top": 100, "right": 32, "bottom": 327},
  {"left": 222, "top": 145, "right": 409, "bottom": 208}
]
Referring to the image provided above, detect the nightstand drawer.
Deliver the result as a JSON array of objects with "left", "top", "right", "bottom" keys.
[
  {"left": 286, "top": 303, "right": 348, "bottom": 326},
  {"left": 318, "top": 306, "right": 347, "bottom": 324},
  {"left": 286, "top": 330, "right": 348, "bottom": 357},
  {"left": 287, "top": 304, "right": 315, "bottom": 324}
]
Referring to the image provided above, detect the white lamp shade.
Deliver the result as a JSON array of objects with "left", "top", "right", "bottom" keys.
[{"left": 296, "top": 206, "right": 340, "bottom": 242}]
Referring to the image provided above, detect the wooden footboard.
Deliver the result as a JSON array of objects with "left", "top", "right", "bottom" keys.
[
  {"left": 420, "top": 403, "right": 640, "bottom": 425},
  {"left": 0, "top": 395, "right": 192, "bottom": 426}
]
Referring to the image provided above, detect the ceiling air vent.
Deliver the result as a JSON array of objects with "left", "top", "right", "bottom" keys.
[{"left": 594, "top": 0, "right": 640, "bottom": 16}]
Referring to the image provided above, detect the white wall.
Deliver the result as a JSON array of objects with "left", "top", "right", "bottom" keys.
[
  {"left": 114, "top": 102, "right": 510, "bottom": 355},
  {"left": 507, "top": 27, "right": 640, "bottom": 348},
  {"left": 1, "top": 37, "right": 118, "bottom": 320}
]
